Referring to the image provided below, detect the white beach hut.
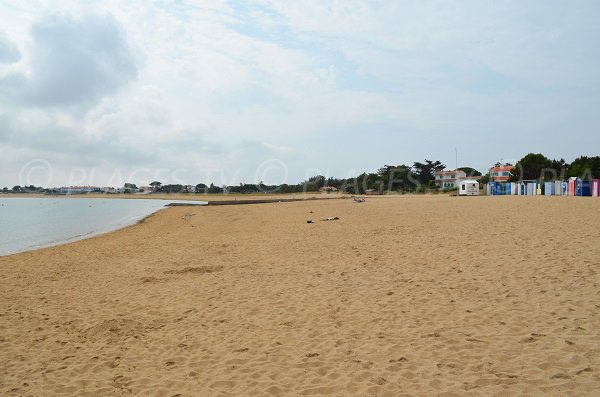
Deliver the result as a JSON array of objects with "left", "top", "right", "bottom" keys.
[
  {"left": 510, "top": 182, "right": 517, "bottom": 195},
  {"left": 458, "top": 180, "right": 479, "bottom": 196},
  {"left": 520, "top": 181, "right": 537, "bottom": 196},
  {"left": 554, "top": 180, "right": 562, "bottom": 196}
]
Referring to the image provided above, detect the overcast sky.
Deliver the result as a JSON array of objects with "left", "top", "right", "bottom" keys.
[{"left": 1, "top": 0, "right": 599, "bottom": 187}]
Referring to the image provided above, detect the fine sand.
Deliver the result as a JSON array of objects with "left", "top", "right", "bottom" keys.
[{"left": 1, "top": 195, "right": 599, "bottom": 396}]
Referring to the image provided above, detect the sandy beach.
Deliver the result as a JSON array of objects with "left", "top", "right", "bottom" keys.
[{"left": 1, "top": 195, "right": 599, "bottom": 396}]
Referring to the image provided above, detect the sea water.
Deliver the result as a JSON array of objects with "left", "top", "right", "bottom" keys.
[{"left": 0, "top": 197, "right": 207, "bottom": 256}]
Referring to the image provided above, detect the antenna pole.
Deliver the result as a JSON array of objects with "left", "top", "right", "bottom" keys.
[{"left": 455, "top": 147, "right": 458, "bottom": 170}]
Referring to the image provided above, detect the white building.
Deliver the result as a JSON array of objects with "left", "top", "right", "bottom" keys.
[
  {"left": 458, "top": 180, "right": 479, "bottom": 196},
  {"left": 59, "top": 186, "right": 98, "bottom": 194},
  {"left": 435, "top": 169, "right": 467, "bottom": 189}
]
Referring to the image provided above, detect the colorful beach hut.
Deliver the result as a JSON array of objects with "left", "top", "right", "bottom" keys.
[
  {"left": 544, "top": 182, "right": 555, "bottom": 196},
  {"left": 568, "top": 177, "right": 577, "bottom": 196},
  {"left": 510, "top": 182, "right": 518, "bottom": 195},
  {"left": 491, "top": 182, "right": 502, "bottom": 195},
  {"left": 562, "top": 181, "right": 568, "bottom": 196},
  {"left": 593, "top": 179, "right": 600, "bottom": 197},
  {"left": 489, "top": 182, "right": 513, "bottom": 195},
  {"left": 580, "top": 180, "right": 592, "bottom": 196}
]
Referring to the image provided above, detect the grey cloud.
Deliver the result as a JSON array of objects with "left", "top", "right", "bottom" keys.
[
  {"left": 1, "top": 122, "right": 148, "bottom": 169},
  {"left": 0, "top": 109, "right": 225, "bottom": 175},
  {"left": 1, "top": 13, "right": 137, "bottom": 109},
  {"left": 0, "top": 31, "right": 21, "bottom": 63}
]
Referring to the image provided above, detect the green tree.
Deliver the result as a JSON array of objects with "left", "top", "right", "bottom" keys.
[
  {"left": 149, "top": 181, "right": 162, "bottom": 192},
  {"left": 567, "top": 156, "right": 600, "bottom": 179},
  {"left": 162, "top": 184, "right": 183, "bottom": 193},
  {"left": 457, "top": 167, "right": 482, "bottom": 177},
  {"left": 377, "top": 165, "right": 415, "bottom": 192},
  {"left": 508, "top": 153, "right": 553, "bottom": 181},
  {"left": 548, "top": 158, "right": 568, "bottom": 180},
  {"left": 412, "top": 160, "right": 445, "bottom": 185},
  {"left": 195, "top": 183, "right": 208, "bottom": 193},
  {"left": 122, "top": 183, "right": 137, "bottom": 194},
  {"left": 302, "top": 175, "right": 326, "bottom": 192},
  {"left": 207, "top": 183, "right": 223, "bottom": 194}
]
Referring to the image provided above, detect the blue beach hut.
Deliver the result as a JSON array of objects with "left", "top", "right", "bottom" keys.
[
  {"left": 580, "top": 180, "right": 592, "bottom": 196},
  {"left": 493, "top": 182, "right": 503, "bottom": 195}
]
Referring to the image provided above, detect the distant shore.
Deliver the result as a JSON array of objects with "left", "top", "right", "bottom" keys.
[{"left": 0, "top": 191, "right": 350, "bottom": 201}]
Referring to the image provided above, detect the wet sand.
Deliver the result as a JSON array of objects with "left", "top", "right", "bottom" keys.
[{"left": 1, "top": 195, "right": 599, "bottom": 396}]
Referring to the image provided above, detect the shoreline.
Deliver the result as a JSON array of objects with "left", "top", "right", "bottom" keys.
[
  {"left": 0, "top": 195, "right": 346, "bottom": 257},
  {"left": 0, "top": 192, "right": 351, "bottom": 201},
  {"left": 0, "top": 208, "right": 167, "bottom": 258},
  {"left": 0, "top": 197, "right": 207, "bottom": 257}
]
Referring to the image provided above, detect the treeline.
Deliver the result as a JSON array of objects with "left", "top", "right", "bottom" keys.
[
  {"left": 507, "top": 154, "right": 600, "bottom": 182},
  {"left": 151, "top": 159, "right": 458, "bottom": 195},
  {"left": 1, "top": 185, "right": 45, "bottom": 193}
]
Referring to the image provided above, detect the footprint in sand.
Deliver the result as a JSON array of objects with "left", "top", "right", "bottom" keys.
[{"left": 164, "top": 265, "right": 223, "bottom": 275}]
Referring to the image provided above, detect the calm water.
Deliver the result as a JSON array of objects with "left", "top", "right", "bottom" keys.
[{"left": 0, "top": 197, "right": 207, "bottom": 256}]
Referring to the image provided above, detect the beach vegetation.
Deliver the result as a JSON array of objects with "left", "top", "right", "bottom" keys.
[
  {"left": 567, "top": 156, "right": 600, "bottom": 179},
  {"left": 457, "top": 167, "right": 482, "bottom": 177},
  {"left": 207, "top": 183, "right": 224, "bottom": 194},
  {"left": 195, "top": 183, "right": 208, "bottom": 193},
  {"left": 412, "top": 160, "right": 445, "bottom": 185},
  {"left": 506, "top": 153, "right": 595, "bottom": 181}
]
